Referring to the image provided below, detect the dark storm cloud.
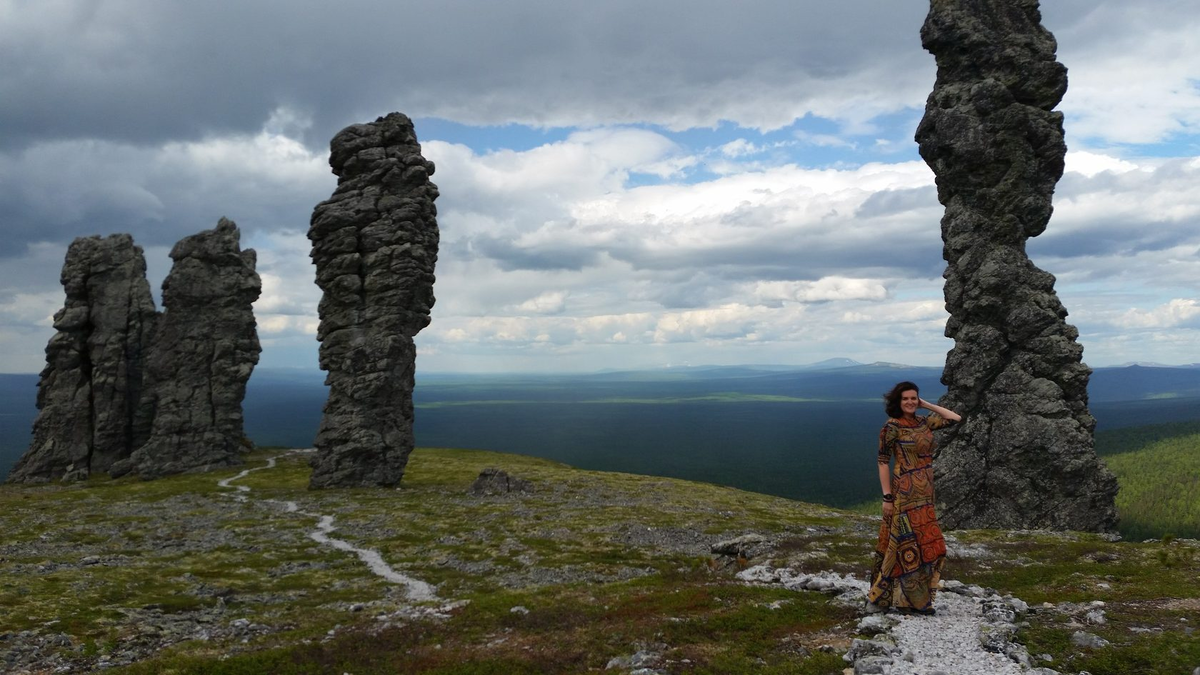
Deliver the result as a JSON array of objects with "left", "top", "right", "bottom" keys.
[
  {"left": 0, "top": 134, "right": 332, "bottom": 256},
  {"left": 0, "top": 0, "right": 931, "bottom": 151}
]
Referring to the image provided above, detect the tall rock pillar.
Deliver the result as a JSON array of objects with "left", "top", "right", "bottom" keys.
[
  {"left": 307, "top": 113, "right": 439, "bottom": 488},
  {"left": 916, "top": 0, "right": 1118, "bottom": 531},
  {"left": 130, "top": 218, "right": 262, "bottom": 479},
  {"left": 7, "top": 235, "right": 158, "bottom": 483}
]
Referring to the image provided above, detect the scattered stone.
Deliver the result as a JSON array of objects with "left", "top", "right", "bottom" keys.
[
  {"left": 606, "top": 642, "right": 666, "bottom": 673},
  {"left": 132, "top": 218, "right": 261, "bottom": 478},
  {"left": 941, "top": 581, "right": 988, "bottom": 598},
  {"left": 509, "top": 606, "right": 529, "bottom": 615},
  {"left": 307, "top": 112, "right": 440, "bottom": 488},
  {"left": 469, "top": 468, "right": 533, "bottom": 495},
  {"left": 1071, "top": 631, "right": 1110, "bottom": 649},
  {"left": 843, "top": 637, "right": 898, "bottom": 662},
  {"left": 1085, "top": 609, "right": 1106, "bottom": 625},
  {"left": 7, "top": 234, "right": 158, "bottom": 483},
  {"left": 978, "top": 622, "right": 1018, "bottom": 653},
  {"left": 737, "top": 565, "right": 867, "bottom": 600},
  {"left": 857, "top": 614, "right": 899, "bottom": 636},
  {"left": 1005, "top": 595, "right": 1029, "bottom": 614},
  {"left": 711, "top": 533, "right": 772, "bottom": 558},
  {"left": 708, "top": 533, "right": 775, "bottom": 571},
  {"left": 854, "top": 656, "right": 894, "bottom": 674},
  {"left": 916, "top": 0, "right": 1119, "bottom": 531}
]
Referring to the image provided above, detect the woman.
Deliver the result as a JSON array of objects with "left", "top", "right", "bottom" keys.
[{"left": 867, "top": 381, "right": 960, "bottom": 615}]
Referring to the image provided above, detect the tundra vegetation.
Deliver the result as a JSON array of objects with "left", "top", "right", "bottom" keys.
[{"left": 2, "top": 446, "right": 1197, "bottom": 674}]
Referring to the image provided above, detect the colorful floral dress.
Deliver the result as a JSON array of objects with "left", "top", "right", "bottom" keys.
[{"left": 867, "top": 413, "right": 955, "bottom": 611}]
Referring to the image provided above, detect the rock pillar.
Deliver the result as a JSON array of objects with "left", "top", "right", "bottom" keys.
[
  {"left": 130, "top": 218, "right": 261, "bottom": 478},
  {"left": 307, "top": 113, "right": 439, "bottom": 488},
  {"left": 7, "top": 235, "right": 157, "bottom": 483},
  {"left": 916, "top": 0, "right": 1118, "bottom": 531}
]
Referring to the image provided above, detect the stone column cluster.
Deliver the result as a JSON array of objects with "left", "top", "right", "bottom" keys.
[{"left": 7, "top": 219, "right": 261, "bottom": 483}]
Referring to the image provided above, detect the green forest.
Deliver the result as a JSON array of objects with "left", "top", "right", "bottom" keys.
[{"left": 1099, "top": 422, "right": 1200, "bottom": 541}]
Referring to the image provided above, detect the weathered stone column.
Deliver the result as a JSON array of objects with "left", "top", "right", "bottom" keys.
[
  {"left": 916, "top": 0, "right": 1118, "bottom": 531},
  {"left": 307, "top": 113, "right": 439, "bottom": 488},
  {"left": 7, "top": 235, "right": 158, "bottom": 483},
  {"left": 129, "top": 218, "right": 261, "bottom": 479}
]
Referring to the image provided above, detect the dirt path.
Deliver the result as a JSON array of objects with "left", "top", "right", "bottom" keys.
[{"left": 217, "top": 451, "right": 437, "bottom": 601}]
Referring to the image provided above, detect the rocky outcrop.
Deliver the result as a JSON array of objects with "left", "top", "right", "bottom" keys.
[
  {"left": 7, "top": 235, "right": 158, "bottom": 483},
  {"left": 468, "top": 468, "right": 533, "bottom": 495},
  {"left": 915, "top": 0, "right": 1118, "bottom": 530},
  {"left": 128, "top": 218, "right": 261, "bottom": 479},
  {"left": 307, "top": 112, "right": 439, "bottom": 488}
]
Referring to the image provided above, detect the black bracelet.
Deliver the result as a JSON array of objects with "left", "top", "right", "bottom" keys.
[{"left": 882, "top": 493, "right": 895, "bottom": 502}]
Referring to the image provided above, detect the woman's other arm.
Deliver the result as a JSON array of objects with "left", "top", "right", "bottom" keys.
[{"left": 919, "top": 398, "right": 961, "bottom": 423}]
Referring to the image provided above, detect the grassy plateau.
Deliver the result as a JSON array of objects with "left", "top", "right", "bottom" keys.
[{"left": 2, "top": 445, "right": 1199, "bottom": 674}]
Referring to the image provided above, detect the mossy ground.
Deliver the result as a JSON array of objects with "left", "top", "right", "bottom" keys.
[
  {"left": 1, "top": 448, "right": 857, "bottom": 673},
  {"left": 947, "top": 530, "right": 1200, "bottom": 675},
  {"left": 2, "top": 447, "right": 1198, "bottom": 674}
]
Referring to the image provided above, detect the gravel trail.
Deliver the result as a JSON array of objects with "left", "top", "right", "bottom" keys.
[
  {"left": 883, "top": 592, "right": 1029, "bottom": 675},
  {"left": 218, "top": 451, "right": 437, "bottom": 601},
  {"left": 738, "top": 565, "right": 1048, "bottom": 675}
]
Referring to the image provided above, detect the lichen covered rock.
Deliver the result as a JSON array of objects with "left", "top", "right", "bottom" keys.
[
  {"left": 307, "top": 112, "right": 439, "bottom": 488},
  {"left": 915, "top": 0, "right": 1117, "bottom": 530},
  {"left": 131, "top": 218, "right": 261, "bottom": 478},
  {"left": 7, "top": 235, "right": 157, "bottom": 483}
]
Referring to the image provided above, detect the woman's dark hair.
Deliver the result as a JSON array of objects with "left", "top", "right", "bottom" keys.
[{"left": 883, "top": 381, "right": 919, "bottom": 419}]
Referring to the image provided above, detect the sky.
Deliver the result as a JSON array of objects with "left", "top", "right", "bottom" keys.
[{"left": 1, "top": 0, "right": 1199, "bottom": 375}]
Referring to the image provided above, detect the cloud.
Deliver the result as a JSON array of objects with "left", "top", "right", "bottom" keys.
[
  {"left": 794, "top": 130, "right": 857, "bottom": 149},
  {"left": 1032, "top": 155, "right": 1200, "bottom": 262},
  {"left": 0, "top": 113, "right": 332, "bottom": 255},
  {"left": 0, "top": 290, "right": 60, "bottom": 328},
  {"left": 1047, "top": 1, "right": 1200, "bottom": 145},
  {"left": 3, "top": 0, "right": 1199, "bottom": 373},
  {"left": 514, "top": 291, "right": 569, "bottom": 315},
  {"left": 719, "top": 139, "right": 764, "bottom": 158},
  {"left": 0, "top": 0, "right": 935, "bottom": 150},
  {"left": 751, "top": 277, "right": 889, "bottom": 304},
  {"left": 1113, "top": 299, "right": 1200, "bottom": 330}
]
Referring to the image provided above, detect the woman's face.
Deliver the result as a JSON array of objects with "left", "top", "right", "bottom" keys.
[{"left": 900, "top": 389, "right": 919, "bottom": 417}]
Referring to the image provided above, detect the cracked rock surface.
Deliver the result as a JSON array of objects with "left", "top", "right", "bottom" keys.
[
  {"left": 130, "top": 218, "right": 261, "bottom": 479},
  {"left": 307, "top": 112, "right": 440, "bottom": 488},
  {"left": 7, "top": 234, "right": 157, "bottom": 483},
  {"left": 916, "top": 0, "right": 1118, "bottom": 531}
]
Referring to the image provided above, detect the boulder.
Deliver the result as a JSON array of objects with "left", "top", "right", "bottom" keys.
[{"left": 469, "top": 468, "right": 533, "bottom": 495}]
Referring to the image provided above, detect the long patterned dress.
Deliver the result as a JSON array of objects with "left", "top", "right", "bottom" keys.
[{"left": 867, "top": 413, "right": 955, "bottom": 611}]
